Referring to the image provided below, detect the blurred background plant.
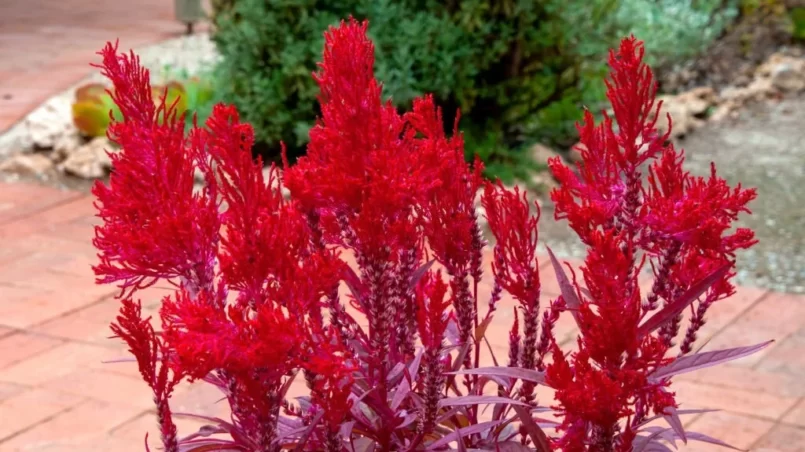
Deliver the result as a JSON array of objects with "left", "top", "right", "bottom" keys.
[
  {"left": 197, "top": 1, "right": 750, "bottom": 183},
  {"left": 71, "top": 72, "right": 215, "bottom": 138}
]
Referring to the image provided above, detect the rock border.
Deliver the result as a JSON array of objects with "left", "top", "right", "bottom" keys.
[{"left": 0, "top": 33, "right": 218, "bottom": 181}]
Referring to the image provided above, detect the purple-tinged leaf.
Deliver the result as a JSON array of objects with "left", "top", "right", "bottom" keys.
[
  {"left": 487, "top": 441, "right": 534, "bottom": 451},
  {"left": 446, "top": 342, "right": 473, "bottom": 395},
  {"left": 438, "top": 395, "right": 530, "bottom": 408},
  {"left": 178, "top": 425, "right": 227, "bottom": 443},
  {"left": 177, "top": 438, "right": 245, "bottom": 452},
  {"left": 512, "top": 405, "right": 552, "bottom": 452},
  {"left": 342, "top": 266, "right": 367, "bottom": 309},
  {"left": 547, "top": 247, "right": 581, "bottom": 327},
  {"left": 391, "top": 375, "right": 411, "bottom": 410},
  {"left": 449, "top": 367, "right": 545, "bottom": 384},
  {"left": 408, "top": 347, "right": 424, "bottom": 383},
  {"left": 101, "top": 356, "right": 138, "bottom": 364},
  {"left": 397, "top": 413, "right": 418, "bottom": 429},
  {"left": 174, "top": 414, "right": 238, "bottom": 433},
  {"left": 632, "top": 437, "right": 674, "bottom": 452},
  {"left": 426, "top": 421, "right": 502, "bottom": 450},
  {"left": 436, "top": 406, "right": 462, "bottom": 424},
  {"left": 350, "top": 437, "right": 375, "bottom": 452},
  {"left": 636, "top": 408, "right": 719, "bottom": 429},
  {"left": 292, "top": 410, "right": 323, "bottom": 452},
  {"left": 349, "top": 395, "right": 376, "bottom": 428},
  {"left": 482, "top": 374, "right": 513, "bottom": 390},
  {"left": 174, "top": 413, "right": 250, "bottom": 445},
  {"left": 457, "top": 433, "right": 468, "bottom": 452},
  {"left": 445, "top": 318, "right": 460, "bottom": 345},
  {"left": 339, "top": 421, "right": 354, "bottom": 439},
  {"left": 633, "top": 429, "right": 670, "bottom": 452},
  {"left": 483, "top": 336, "right": 500, "bottom": 367},
  {"left": 409, "top": 259, "right": 435, "bottom": 289},
  {"left": 650, "top": 341, "right": 773, "bottom": 381},
  {"left": 638, "top": 264, "right": 730, "bottom": 338},
  {"left": 686, "top": 431, "right": 742, "bottom": 450},
  {"left": 275, "top": 425, "right": 309, "bottom": 442},
  {"left": 663, "top": 407, "right": 686, "bottom": 444},
  {"left": 387, "top": 362, "right": 406, "bottom": 382}
]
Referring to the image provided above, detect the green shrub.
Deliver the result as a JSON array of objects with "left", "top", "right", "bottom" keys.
[
  {"left": 210, "top": 0, "right": 738, "bottom": 171},
  {"left": 616, "top": 0, "right": 738, "bottom": 68}
]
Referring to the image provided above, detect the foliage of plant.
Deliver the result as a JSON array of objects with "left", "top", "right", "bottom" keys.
[
  {"left": 210, "top": 0, "right": 740, "bottom": 180},
  {"left": 72, "top": 76, "right": 214, "bottom": 138},
  {"left": 788, "top": 7, "right": 805, "bottom": 40},
  {"left": 209, "top": 0, "right": 623, "bottom": 159},
  {"left": 614, "top": 0, "right": 739, "bottom": 69},
  {"left": 92, "top": 20, "right": 769, "bottom": 451}
]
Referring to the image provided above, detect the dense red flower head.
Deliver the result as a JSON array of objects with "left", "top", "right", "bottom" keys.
[
  {"left": 547, "top": 341, "right": 674, "bottom": 443},
  {"left": 284, "top": 18, "right": 417, "bottom": 216},
  {"left": 576, "top": 230, "right": 642, "bottom": 365},
  {"left": 549, "top": 112, "right": 625, "bottom": 242},
  {"left": 642, "top": 151, "right": 757, "bottom": 256},
  {"left": 604, "top": 36, "right": 667, "bottom": 167},
  {"left": 482, "top": 181, "right": 541, "bottom": 306},
  {"left": 161, "top": 289, "right": 305, "bottom": 382},
  {"left": 548, "top": 36, "right": 668, "bottom": 244},
  {"left": 92, "top": 42, "right": 220, "bottom": 296},
  {"left": 305, "top": 326, "right": 357, "bottom": 431},
  {"left": 410, "top": 97, "right": 483, "bottom": 274},
  {"left": 544, "top": 34, "right": 758, "bottom": 449}
]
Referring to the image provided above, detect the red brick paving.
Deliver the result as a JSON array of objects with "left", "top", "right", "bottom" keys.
[
  {"left": 0, "top": 0, "right": 210, "bottom": 134},
  {"left": 0, "top": 178, "right": 803, "bottom": 451}
]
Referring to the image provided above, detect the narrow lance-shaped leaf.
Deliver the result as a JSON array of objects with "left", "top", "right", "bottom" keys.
[
  {"left": 662, "top": 407, "right": 686, "bottom": 444},
  {"left": 426, "top": 420, "right": 502, "bottom": 450},
  {"left": 636, "top": 408, "right": 719, "bottom": 429},
  {"left": 438, "top": 395, "right": 531, "bottom": 408},
  {"left": 547, "top": 247, "right": 581, "bottom": 327},
  {"left": 685, "top": 431, "right": 742, "bottom": 450},
  {"left": 638, "top": 264, "right": 730, "bottom": 338},
  {"left": 449, "top": 366, "right": 545, "bottom": 384},
  {"left": 409, "top": 259, "right": 435, "bottom": 289},
  {"left": 512, "top": 405, "right": 552, "bottom": 452},
  {"left": 390, "top": 374, "right": 411, "bottom": 410},
  {"left": 650, "top": 341, "right": 773, "bottom": 381},
  {"left": 293, "top": 410, "right": 324, "bottom": 452}
]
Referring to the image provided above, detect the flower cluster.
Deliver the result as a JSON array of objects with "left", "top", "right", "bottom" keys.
[
  {"left": 93, "top": 20, "right": 767, "bottom": 452},
  {"left": 544, "top": 37, "right": 761, "bottom": 451}
]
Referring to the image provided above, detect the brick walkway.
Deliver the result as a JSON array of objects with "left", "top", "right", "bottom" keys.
[
  {"left": 0, "top": 180, "right": 802, "bottom": 451},
  {"left": 0, "top": 0, "right": 209, "bottom": 133}
]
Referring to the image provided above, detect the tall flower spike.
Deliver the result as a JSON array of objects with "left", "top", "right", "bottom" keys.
[
  {"left": 482, "top": 180, "right": 542, "bottom": 401},
  {"left": 112, "top": 299, "right": 182, "bottom": 452},
  {"left": 481, "top": 181, "right": 541, "bottom": 305},
  {"left": 92, "top": 42, "right": 220, "bottom": 297}
]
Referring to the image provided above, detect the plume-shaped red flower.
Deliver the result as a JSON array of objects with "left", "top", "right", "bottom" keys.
[{"left": 92, "top": 42, "right": 220, "bottom": 297}]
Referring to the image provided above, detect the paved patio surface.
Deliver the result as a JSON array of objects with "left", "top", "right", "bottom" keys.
[
  {"left": 0, "top": 0, "right": 208, "bottom": 133},
  {"left": 0, "top": 180, "right": 803, "bottom": 451}
]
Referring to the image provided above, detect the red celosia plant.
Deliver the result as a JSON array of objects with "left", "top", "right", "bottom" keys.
[{"left": 93, "top": 18, "right": 771, "bottom": 451}]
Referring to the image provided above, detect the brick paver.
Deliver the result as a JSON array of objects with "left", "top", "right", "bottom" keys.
[
  {"left": 0, "top": 0, "right": 210, "bottom": 133},
  {"left": 0, "top": 179, "right": 803, "bottom": 451}
]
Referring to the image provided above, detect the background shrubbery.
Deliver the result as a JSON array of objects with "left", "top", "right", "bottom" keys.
[{"left": 206, "top": 0, "right": 740, "bottom": 182}]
